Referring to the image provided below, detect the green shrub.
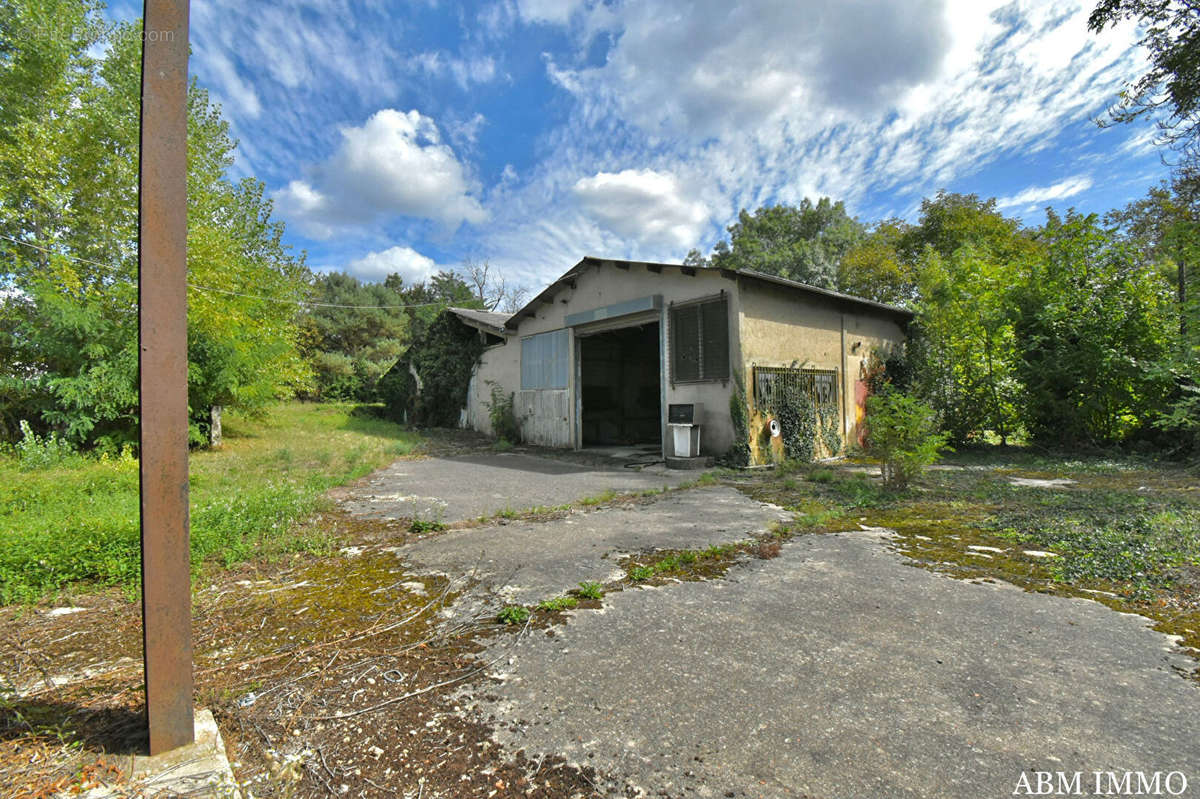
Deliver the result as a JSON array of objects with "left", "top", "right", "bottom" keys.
[
  {"left": 864, "top": 391, "right": 950, "bottom": 490},
  {"left": 308, "top": 351, "right": 363, "bottom": 402},
  {"left": 409, "top": 518, "right": 446, "bottom": 534},
  {"left": 15, "top": 420, "right": 76, "bottom": 470},
  {"left": 486, "top": 382, "right": 520, "bottom": 444},
  {"left": 628, "top": 565, "right": 654, "bottom": 581}
]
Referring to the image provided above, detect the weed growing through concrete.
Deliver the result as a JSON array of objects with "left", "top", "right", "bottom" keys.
[
  {"left": 755, "top": 540, "right": 783, "bottom": 559},
  {"left": 580, "top": 489, "right": 618, "bottom": 506},
  {"left": 625, "top": 544, "right": 742, "bottom": 582},
  {"left": 536, "top": 596, "right": 579, "bottom": 612},
  {"left": 629, "top": 565, "right": 655, "bottom": 581},
  {"left": 575, "top": 581, "right": 604, "bottom": 600},
  {"left": 497, "top": 605, "right": 531, "bottom": 625}
]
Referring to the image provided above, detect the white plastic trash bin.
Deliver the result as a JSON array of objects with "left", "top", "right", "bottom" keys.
[{"left": 668, "top": 423, "right": 701, "bottom": 458}]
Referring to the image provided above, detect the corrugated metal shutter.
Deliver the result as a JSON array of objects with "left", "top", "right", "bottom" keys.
[{"left": 521, "top": 329, "right": 569, "bottom": 389}]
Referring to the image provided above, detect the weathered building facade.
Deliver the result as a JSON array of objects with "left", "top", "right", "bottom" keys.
[{"left": 448, "top": 257, "right": 911, "bottom": 464}]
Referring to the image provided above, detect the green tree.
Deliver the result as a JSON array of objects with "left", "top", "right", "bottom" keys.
[
  {"left": 907, "top": 246, "right": 1026, "bottom": 445},
  {"left": 1107, "top": 175, "right": 1200, "bottom": 349},
  {"left": 0, "top": 4, "right": 310, "bottom": 447},
  {"left": 300, "top": 269, "right": 484, "bottom": 404},
  {"left": 301, "top": 272, "right": 411, "bottom": 402},
  {"left": 1106, "top": 177, "right": 1200, "bottom": 453},
  {"left": 1089, "top": 0, "right": 1200, "bottom": 170},
  {"left": 1013, "top": 211, "right": 1175, "bottom": 447},
  {"left": 899, "top": 191, "right": 1039, "bottom": 264},
  {"left": 707, "top": 198, "right": 865, "bottom": 288},
  {"left": 898, "top": 193, "right": 1041, "bottom": 444},
  {"left": 837, "top": 219, "right": 917, "bottom": 305}
]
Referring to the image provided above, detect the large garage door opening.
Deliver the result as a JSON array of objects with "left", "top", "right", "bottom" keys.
[{"left": 579, "top": 322, "right": 661, "bottom": 449}]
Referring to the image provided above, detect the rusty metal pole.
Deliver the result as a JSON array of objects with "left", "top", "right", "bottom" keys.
[{"left": 138, "top": 0, "right": 193, "bottom": 756}]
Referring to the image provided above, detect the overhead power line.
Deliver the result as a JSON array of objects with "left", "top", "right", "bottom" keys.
[{"left": 0, "top": 233, "right": 445, "bottom": 310}]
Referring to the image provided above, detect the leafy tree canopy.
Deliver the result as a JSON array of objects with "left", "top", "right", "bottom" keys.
[
  {"left": 700, "top": 198, "right": 865, "bottom": 289},
  {"left": 1013, "top": 210, "right": 1175, "bottom": 447},
  {"left": 299, "top": 269, "right": 481, "bottom": 402},
  {"left": 899, "top": 191, "right": 1040, "bottom": 264},
  {"left": 0, "top": 1, "right": 309, "bottom": 447},
  {"left": 837, "top": 219, "right": 918, "bottom": 305},
  {"left": 1089, "top": 0, "right": 1200, "bottom": 169}
]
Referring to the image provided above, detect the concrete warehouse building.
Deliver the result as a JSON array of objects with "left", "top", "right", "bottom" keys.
[{"left": 408, "top": 256, "right": 912, "bottom": 466}]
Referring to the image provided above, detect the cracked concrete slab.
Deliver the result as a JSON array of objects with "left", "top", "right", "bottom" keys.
[
  {"left": 465, "top": 529, "right": 1200, "bottom": 798},
  {"left": 401, "top": 486, "right": 789, "bottom": 605},
  {"left": 341, "top": 452, "right": 695, "bottom": 523}
]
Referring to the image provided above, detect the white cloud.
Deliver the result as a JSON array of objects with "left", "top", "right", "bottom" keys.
[
  {"left": 195, "top": 47, "right": 262, "bottom": 119},
  {"left": 346, "top": 246, "right": 438, "bottom": 284},
  {"left": 448, "top": 112, "right": 488, "bottom": 146},
  {"left": 550, "top": 0, "right": 951, "bottom": 136},
  {"left": 272, "top": 109, "right": 487, "bottom": 239},
  {"left": 996, "top": 175, "right": 1094, "bottom": 208},
  {"left": 409, "top": 52, "right": 499, "bottom": 90},
  {"left": 1118, "top": 126, "right": 1159, "bottom": 156},
  {"left": 469, "top": 0, "right": 1150, "bottom": 292},
  {"left": 572, "top": 169, "right": 709, "bottom": 249},
  {"left": 517, "top": 0, "right": 586, "bottom": 25}
]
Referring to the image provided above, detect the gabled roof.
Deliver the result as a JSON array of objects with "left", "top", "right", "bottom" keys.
[
  {"left": 504, "top": 256, "right": 913, "bottom": 330},
  {"left": 447, "top": 306, "right": 511, "bottom": 336}
]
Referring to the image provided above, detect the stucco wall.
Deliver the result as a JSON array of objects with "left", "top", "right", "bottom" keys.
[
  {"left": 737, "top": 278, "right": 907, "bottom": 462},
  {"left": 463, "top": 261, "right": 740, "bottom": 455},
  {"left": 464, "top": 342, "right": 519, "bottom": 437}
]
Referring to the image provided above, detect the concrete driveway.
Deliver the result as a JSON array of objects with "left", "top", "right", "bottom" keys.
[
  {"left": 346, "top": 456, "right": 1200, "bottom": 798},
  {"left": 403, "top": 485, "right": 789, "bottom": 605},
  {"left": 464, "top": 528, "right": 1200, "bottom": 798},
  {"left": 340, "top": 451, "right": 694, "bottom": 523}
]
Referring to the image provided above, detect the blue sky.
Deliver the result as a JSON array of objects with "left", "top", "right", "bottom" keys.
[{"left": 108, "top": 0, "right": 1168, "bottom": 295}]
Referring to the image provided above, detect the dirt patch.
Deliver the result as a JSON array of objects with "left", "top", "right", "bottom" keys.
[{"left": 0, "top": 509, "right": 620, "bottom": 798}]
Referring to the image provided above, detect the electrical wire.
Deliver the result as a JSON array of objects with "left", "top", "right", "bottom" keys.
[{"left": 0, "top": 233, "right": 446, "bottom": 310}]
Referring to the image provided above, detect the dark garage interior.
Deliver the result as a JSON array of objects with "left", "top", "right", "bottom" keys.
[{"left": 579, "top": 322, "right": 661, "bottom": 447}]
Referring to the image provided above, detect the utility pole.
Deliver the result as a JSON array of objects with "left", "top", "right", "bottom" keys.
[{"left": 138, "top": 0, "right": 193, "bottom": 756}]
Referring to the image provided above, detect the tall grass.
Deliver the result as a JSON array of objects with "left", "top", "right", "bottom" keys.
[{"left": 0, "top": 403, "right": 422, "bottom": 603}]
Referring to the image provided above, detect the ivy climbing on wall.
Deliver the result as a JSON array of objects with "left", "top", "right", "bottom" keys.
[
  {"left": 726, "top": 370, "right": 752, "bottom": 467},
  {"left": 754, "top": 366, "right": 842, "bottom": 462},
  {"left": 379, "top": 312, "right": 486, "bottom": 427}
]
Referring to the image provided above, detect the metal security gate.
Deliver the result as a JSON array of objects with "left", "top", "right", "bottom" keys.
[
  {"left": 752, "top": 366, "right": 842, "bottom": 460},
  {"left": 753, "top": 366, "right": 839, "bottom": 413}
]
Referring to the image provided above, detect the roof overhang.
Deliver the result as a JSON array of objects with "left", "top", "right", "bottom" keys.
[
  {"left": 447, "top": 307, "right": 511, "bottom": 337},
  {"left": 504, "top": 256, "right": 915, "bottom": 330}
]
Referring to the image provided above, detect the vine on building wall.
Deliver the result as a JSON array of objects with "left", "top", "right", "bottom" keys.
[
  {"left": 726, "top": 370, "right": 752, "bottom": 467},
  {"left": 756, "top": 365, "right": 842, "bottom": 462},
  {"left": 380, "top": 312, "right": 486, "bottom": 427}
]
